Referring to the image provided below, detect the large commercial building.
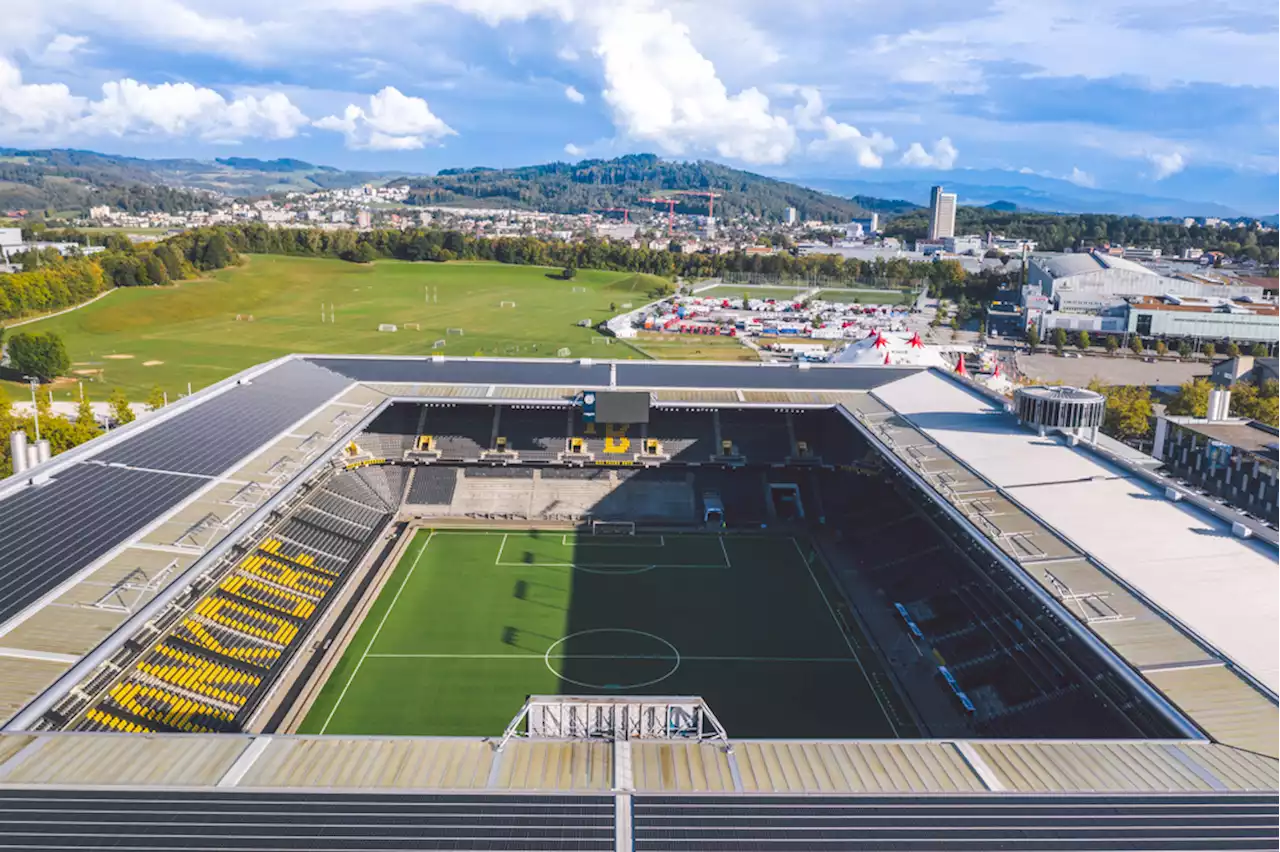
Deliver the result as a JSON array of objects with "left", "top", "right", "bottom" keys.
[
  {"left": 1123, "top": 295, "right": 1278, "bottom": 346},
  {"left": 1028, "top": 252, "right": 1267, "bottom": 303},
  {"left": 928, "top": 185, "right": 956, "bottom": 240}
]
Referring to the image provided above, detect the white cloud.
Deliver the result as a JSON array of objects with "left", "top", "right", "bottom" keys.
[
  {"left": 0, "top": 58, "right": 308, "bottom": 141},
  {"left": 1148, "top": 150, "right": 1186, "bottom": 180},
  {"left": 564, "top": 84, "right": 584, "bottom": 104},
  {"left": 789, "top": 86, "right": 824, "bottom": 131},
  {"left": 314, "top": 86, "right": 455, "bottom": 150},
  {"left": 808, "top": 115, "right": 895, "bottom": 168},
  {"left": 1067, "top": 166, "right": 1096, "bottom": 188},
  {"left": 589, "top": 2, "right": 796, "bottom": 165},
  {"left": 900, "top": 136, "right": 958, "bottom": 169},
  {"left": 556, "top": 45, "right": 579, "bottom": 61},
  {"left": 37, "top": 34, "right": 89, "bottom": 67},
  {"left": 564, "top": 142, "right": 584, "bottom": 156}
]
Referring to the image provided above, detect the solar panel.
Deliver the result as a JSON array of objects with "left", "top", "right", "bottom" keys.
[
  {"left": 631, "top": 794, "right": 1280, "bottom": 851},
  {"left": 0, "top": 789, "right": 615, "bottom": 851},
  {"left": 0, "top": 464, "right": 206, "bottom": 622},
  {"left": 96, "top": 360, "right": 352, "bottom": 476},
  {"left": 310, "top": 357, "right": 613, "bottom": 389}
]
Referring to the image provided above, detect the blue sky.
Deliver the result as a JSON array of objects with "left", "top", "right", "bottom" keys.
[{"left": 2, "top": 0, "right": 1277, "bottom": 213}]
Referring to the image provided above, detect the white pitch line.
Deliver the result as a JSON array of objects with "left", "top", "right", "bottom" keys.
[
  {"left": 319, "top": 530, "right": 434, "bottom": 735},
  {"left": 495, "top": 561, "right": 726, "bottom": 569},
  {"left": 718, "top": 536, "right": 733, "bottom": 569},
  {"left": 366, "top": 653, "right": 861, "bottom": 662},
  {"left": 790, "top": 537, "right": 899, "bottom": 737},
  {"left": 494, "top": 532, "right": 508, "bottom": 566}
]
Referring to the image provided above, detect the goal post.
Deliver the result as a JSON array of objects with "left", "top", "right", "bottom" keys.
[
  {"left": 591, "top": 520, "right": 636, "bottom": 536},
  {"left": 499, "top": 301, "right": 517, "bottom": 308}
]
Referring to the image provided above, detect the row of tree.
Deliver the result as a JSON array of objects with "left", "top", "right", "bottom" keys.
[
  {"left": 1088, "top": 376, "right": 1278, "bottom": 441},
  {"left": 0, "top": 384, "right": 153, "bottom": 477},
  {"left": 211, "top": 222, "right": 1010, "bottom": 298},
  {"left": 1029, "top": 326, "right": 1271, "bottom": 362},
  {"left": 0, "top": 229, "right": 240, "bottom": 322}
]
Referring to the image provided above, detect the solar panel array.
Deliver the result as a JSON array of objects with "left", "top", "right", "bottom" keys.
[
  {"left": 0, "top": 465, "right": 205, "bottom": 622},
  {"left": 0, "top": 790, "right": 615, "bottom": 851},
  {"left": 97, "top": 359, "right": 352, "bottom": 475},
  {"left": 631, "top": 794, "right": 1280, "bottom": 851}
]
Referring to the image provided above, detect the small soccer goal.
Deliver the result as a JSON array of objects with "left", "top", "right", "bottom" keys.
[
  {"left": 378, "top": 323, "right": 398, "bottom": 332},
  {"left": 432, "top": 338, "right": 447, "bottom": 349},
  {"left": 591, "top": 520, "right": 636, "bottom": 536},
  {"left": 499, "top": 301, "right": 517, "bottom": 308},
  {"left": 447, "top": 327, "right": 465, "bottom": 336},
  {"left": 571, "top": 286, "right": 587, "bottom": 293},
  {"left": 404, "top": 322, "right": 422, "bottom": 330},
  {"left": 235, "top": 314, "right": 255, "bottom": 322}
]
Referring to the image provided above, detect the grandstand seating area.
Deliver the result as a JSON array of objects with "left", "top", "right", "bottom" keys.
[
  {"left": 819, "top": 471, "right": 1171, "bottom": 739},
  {"left": 718, "top": 409, "right": 792, "bottom": 463},
  {"left": 420, "top": 405, "right": 494, "bottom": 460},
  {"left": 355, "top": 404, "right": 419, "bottom": 460},
  {"left": 76, "top": 467, "right": 393, "bottom": 734},
  {"left": 497, "top": 406, "right": 569, "bottom": 461},
  {"left": 645, "top": 408, "right": 717, "bottom": 462},
  {"left": 405, "top": 467, "right": 459, "bottom": 505},
  {"left": 695, "top": 469, "right": 770, "bottom": 526}
]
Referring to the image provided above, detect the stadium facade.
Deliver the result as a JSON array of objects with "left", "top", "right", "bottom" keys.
[{"left": 0, "top": 354, "right": 1275, "bottom": 850}]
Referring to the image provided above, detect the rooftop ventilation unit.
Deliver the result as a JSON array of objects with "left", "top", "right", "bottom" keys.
[{"left": 1013, "top": 385, "right": 1106, "bottom": 444}]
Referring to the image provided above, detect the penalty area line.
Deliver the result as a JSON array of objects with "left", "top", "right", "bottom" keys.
[
  {"left": 319, "top": 530, "right": 434, "bottom": 735},
  {"left": 365, "top": 653, "right": 862, "bottom": 663}
]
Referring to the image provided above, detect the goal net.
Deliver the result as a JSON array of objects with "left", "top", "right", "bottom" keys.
[
  {"left": 499, "top": 301, "right": 517, "bottom": 308},
  {"left": 591, "top": 520, "right": 636, "bottom": 536}
]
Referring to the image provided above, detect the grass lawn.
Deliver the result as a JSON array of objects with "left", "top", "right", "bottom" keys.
[
  {"left": 698, "top": 285, "right": 812, "bottom": 300},
  {"left": 299, "top": 529, "right": 910, "bottom": 739},
  {"left": 3, "top": 256, "right": 671, "bottom": 401},
  {"left": 816, "top": 288, "right": 914, "bottom": 304},
  {"left": 627, "top": 332, "right": 757, "bottom": 362}
]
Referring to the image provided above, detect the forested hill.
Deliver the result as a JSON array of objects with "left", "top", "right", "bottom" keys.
[
  {"left": 0, "top": 148, "right": 391, "bottom": 213},
  {"left": 398, "top": 154, "right": 872, "bottom": 222}
]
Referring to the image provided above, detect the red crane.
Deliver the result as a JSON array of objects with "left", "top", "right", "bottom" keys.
[
  {"left": 672, "top": 190, "right": 723, "bottom": 219},
  {"left": 639, "top": 197, "right": 678, "bottom": 237},
  {"left": 594, "top": 207, "right": 630, "bottom": 224}
]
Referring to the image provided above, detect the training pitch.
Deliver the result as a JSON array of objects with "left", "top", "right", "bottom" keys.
[{"left": 300, "top": 529, "right": 910, "bottom": 739}]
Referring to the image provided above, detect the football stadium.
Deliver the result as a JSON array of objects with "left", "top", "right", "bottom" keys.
[{"left": 0, "top": 355, "right": 1276, "bottom": 850}]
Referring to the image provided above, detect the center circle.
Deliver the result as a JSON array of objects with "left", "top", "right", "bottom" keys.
[{"left": 543, "top": 628, "right": 681, "bottom": 690}]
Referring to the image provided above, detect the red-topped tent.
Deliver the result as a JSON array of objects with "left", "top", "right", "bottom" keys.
[{"left": 954, "top": 356, "right": 968, "bottom": 375}]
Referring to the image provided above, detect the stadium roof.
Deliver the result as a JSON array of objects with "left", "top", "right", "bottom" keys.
[
  {"left": 1032, "top": 252, "right": 1159, "bottom": 280},
  {"left": 0, "top": 353, "right": 1275, "bottom": 794}
]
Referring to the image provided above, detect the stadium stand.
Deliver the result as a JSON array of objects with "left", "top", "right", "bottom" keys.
[
  {"left": 695, "top": 469, "right": 769, "bottom": 526},
  {"left": 497, "top": 406, "right": 569, "bottom": 461},
  {"left": 406, "top": 467, "right": 459, "bottom": 505},
  {"left": 717, "top": 408, "right": 791, "bottom": 463},
  {"left": 644, "top": 408, "right": 717, "bottom": 462},
  {"left": 820, "top": 471, "right": 1175, "bottom": 739},
  {"left": 355, "top": 403, "right": 419, "bottom": 459},
  {"left": 75, "top": 466, "right": 392, "bottom": 734},
  {"left": 420, "top": 404, "right": 494, "bottom": 460}
]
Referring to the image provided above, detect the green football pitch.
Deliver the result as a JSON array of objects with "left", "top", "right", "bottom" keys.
[{"left": 299, "top": 529, "right": 912, "bottom": 739}]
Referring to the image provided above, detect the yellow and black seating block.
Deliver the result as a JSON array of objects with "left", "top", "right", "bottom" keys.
[
  {"left": 195, "top": 597, "right": 299, "bottom": 647},
  {"left": 106, "top": 683, "right": 231, "bottom": 733},
  {"left": 220, "top": 575, "right": 317, "bottom": 620},
  {"left": 239, "top": 554, "right": 333, "bottom": 598},
  {"left": 138, "top": 644, "right": 261, "bottom": 706},
  {"left": 259, "top": 540, "right": 337, "bottom": 577},
  {"left": 175, "top": 619, "right": 280, "bottom": 668}
]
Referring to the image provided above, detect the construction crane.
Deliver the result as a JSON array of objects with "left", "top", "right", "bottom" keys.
[
  {"left": 594, "top": 207, "right": 631, "bottom": 224},
  {"left": 639, "top": 197, "right": 678, "bottom": 237},
  {"left": 672, "top": 190, "right": 723, "bottom": 219}
]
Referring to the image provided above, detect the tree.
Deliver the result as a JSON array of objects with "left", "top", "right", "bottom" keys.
[
  {"left": 1077, "top": 330, "right": 1091, "bottom": 351},
  {"left": 352, "top": 242, "right": 379, "bottom": 264},
  {"left": 143, "top": 253, "right": 170, "bottom": 285},
  {"left": 8, "top": 331, "right": 70, "bottom": 382},
  {"left": 1250, "top": 343, "right": 1269, "bottom": 358},
  {"left": 1130, "top": 336, "right": 1144, "bottom": 356},
  {"left": 73, "top": 391, "right": 99, "bottom": 442},
  {"left": 199, "top": 233, "right": 235, "bottom": 269},
  {"left": 108, "top": 388, "right": 135, "bottom": 425},
  {"left": 1103, "top": 385, "right": 1154, "bottom": 440},
  {"left": 1166, "top": 378, "right": 1212, "bottom": 417},
  {"left": 1230, "top": 380, "right": 1279, "bottom": 425},
  {"left": 1155, "top": 340, "right": 1168, "bottom": 357},
  {"left": 1225, "top": 341, "right": 1241, "bottom": 358},
  {"left": 562, "top": 265, "right": 577, "bottom": 280},
  {"left": 1052, "top": 327, "right": 1068, "bottom": 356},
  {"left": 1026, "top": 326, "right": 1041, "bottom": 352},
  {"left": 1202, "top": 342, "right": 1216, "bottom": 361},
  {"left": 1177, "top": 340, "right": 1192, "bottom": 359},
  {"left": 1104, "top": 335, "right": 1118, "bottom": 356},
  {"left": 145, "top": 385, "right": 166, "bottom": 411}
]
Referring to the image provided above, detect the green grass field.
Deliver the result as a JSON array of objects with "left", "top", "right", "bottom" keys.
[
  {"left": 3, "top": 256, "right": 689, "bottom": 401},
  {"left": 300, "top": 529, "right": 911, "bottom": 739},
  {"left": 698, "top": 285, "right": 812, "bottom": 300},
  {"left": 816, "top": 288, "right": 914, "bottom": 304}
]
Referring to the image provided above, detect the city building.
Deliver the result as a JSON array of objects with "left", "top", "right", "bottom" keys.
[
  {"left": 355, "top": 210, "right": 372, "bottom": 229},
  {"left": 1123, "top": 295, "right": 1279, "bottom": 345},
  {"left": 847, "top": 214, "right": 879, "bottom": 234},
  {"left": 1122, "top": 247, "right": 1162, "bottom": 260},
  {"left": 1182, "top": 248, "right": 1205, "bottom": 260},
  {"left": 1211, "top": 356, "right": 1279, "bottom": 387},
  {"left": 1152, "top": 394, "right": 1278, "bottom": 519},
  {"left": 784, "top": 207, "right": 797, "bottom": 225},
  {"left": 943, "top": 235, "right": 983, "bottom": 255},
  {"left": 1028, "top": 252, "right": 1267, "bottom": 303},
  {"left": 928, "top": 185, "right": 956, "bottom": 240}
]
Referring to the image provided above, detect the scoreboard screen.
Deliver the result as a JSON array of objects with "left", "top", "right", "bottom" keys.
[{"left": 588, "top": 391, "right": 651, "bottom": 424}]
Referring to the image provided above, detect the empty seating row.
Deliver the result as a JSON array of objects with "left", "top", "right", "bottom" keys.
[{"left": 406, "top": 467, "right": 458, "bottom": 505}]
